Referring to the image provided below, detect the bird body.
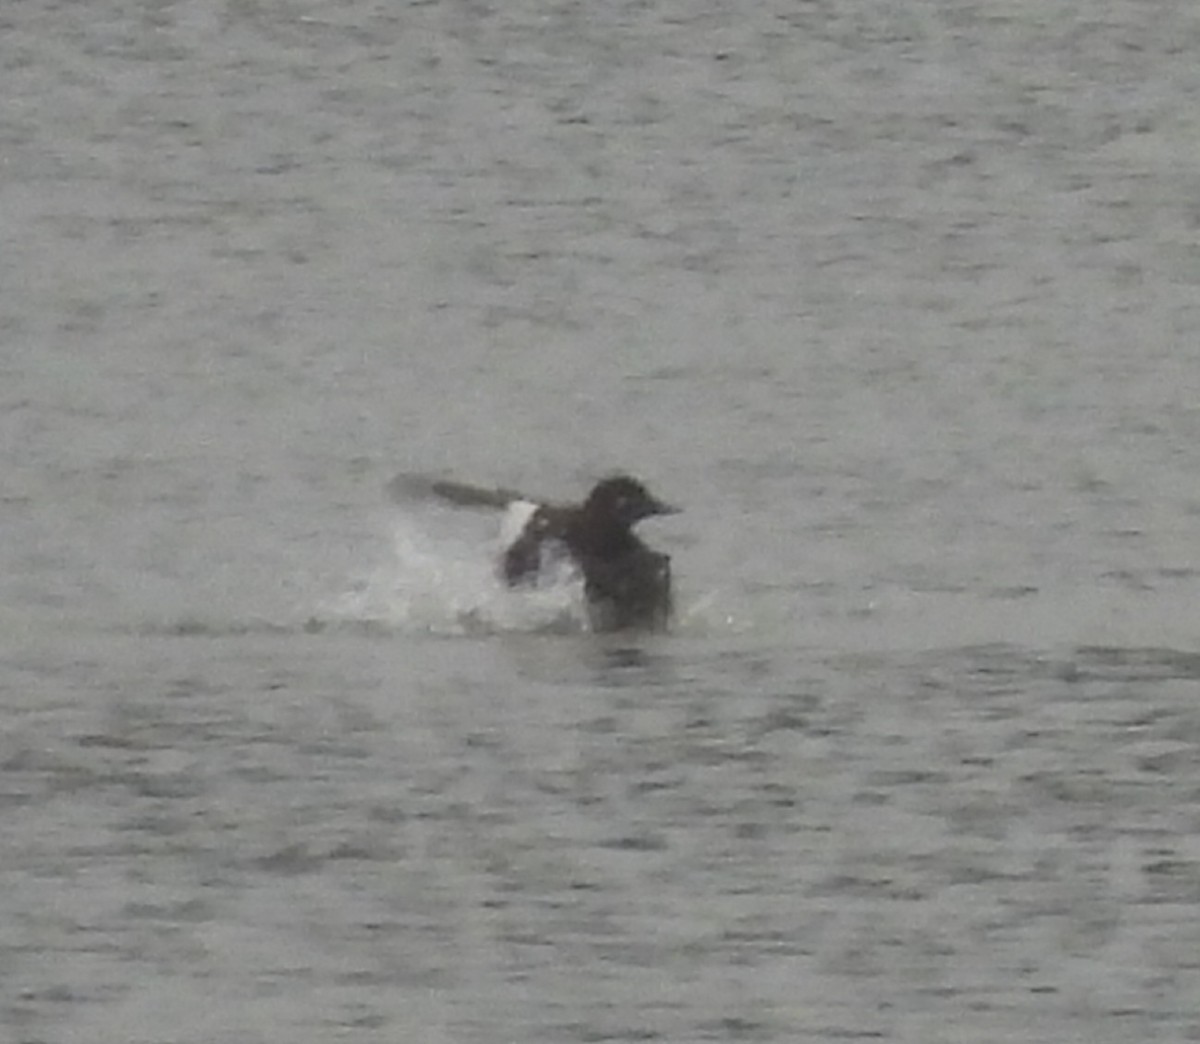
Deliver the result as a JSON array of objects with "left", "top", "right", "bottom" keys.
[{"left": 393, "top": 473, "right": 678, "bottom": 632}]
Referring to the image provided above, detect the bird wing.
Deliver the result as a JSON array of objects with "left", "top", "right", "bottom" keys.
[{"left": 387, "top": 473, "right": 530, "bottom": 510}]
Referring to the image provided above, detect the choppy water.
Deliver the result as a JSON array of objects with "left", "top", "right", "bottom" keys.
[{"left": 5, "top": 0, "right": 1200, "bottom": 1041}]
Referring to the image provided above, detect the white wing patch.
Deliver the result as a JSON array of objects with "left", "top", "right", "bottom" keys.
[{"left": 498, "top": 500, "right": 539, "bottom": 549}]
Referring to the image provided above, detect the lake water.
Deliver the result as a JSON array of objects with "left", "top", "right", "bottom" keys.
[{"left": 4, "top": 1, "right": 1200, "bottom": 1041}]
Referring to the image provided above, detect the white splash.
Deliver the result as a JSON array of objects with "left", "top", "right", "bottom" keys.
[{"left": 320, "top": 514, "right": 587, "bottom": 636}]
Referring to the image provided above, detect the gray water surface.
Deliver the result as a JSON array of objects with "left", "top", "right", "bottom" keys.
[{"left": 5, "top": 1, "right": 1200, "bottom": 1041}]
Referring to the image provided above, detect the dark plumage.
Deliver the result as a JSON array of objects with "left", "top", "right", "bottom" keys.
[
  {"left": 502, "top": 476, "right": 678, "bottom": 632},
  {"left": 392, "top": 472, "right": 679, "bottom": 632}
]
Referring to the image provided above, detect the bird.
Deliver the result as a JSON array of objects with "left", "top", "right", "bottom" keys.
[{"left": 390, "top": 473, "right": 679, "bottom": 632}]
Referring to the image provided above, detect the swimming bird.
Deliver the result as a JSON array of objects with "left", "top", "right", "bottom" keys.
[{"left": 391, "top": 473, "right": 679, "bottom": 632}]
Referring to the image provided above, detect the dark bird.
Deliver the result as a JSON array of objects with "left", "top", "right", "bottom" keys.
[{"left": 390, "top": 473, "right": 679, "bottom": 632}]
